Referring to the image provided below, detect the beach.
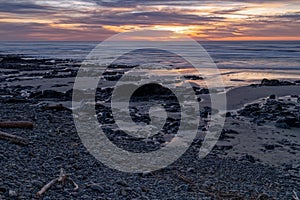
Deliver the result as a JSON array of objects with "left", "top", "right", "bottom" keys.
[{"left": 0, "top": 50, "right": 299, "bottom": 199}]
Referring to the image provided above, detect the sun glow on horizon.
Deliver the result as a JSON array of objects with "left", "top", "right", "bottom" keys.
[{"left": 0, "top": 0, "right": 299, "bottom": 41}]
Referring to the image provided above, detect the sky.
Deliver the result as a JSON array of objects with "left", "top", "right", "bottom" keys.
[{"left": 0, "top": 0, "right": 299, "bottom": 41}]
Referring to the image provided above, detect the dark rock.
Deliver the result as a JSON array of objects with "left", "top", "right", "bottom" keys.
[
  {"left": 214, "top": 145, "right": 233, "bottom": 151},
  {"left": 225, "top": 112, "right": 232, "bottom": 117},
  {"left": 51, "top": 84, "right": 68, "bottom": 88},
  {"left": 261, "top": 79, "right": 280, "bottom": 86},
  {"left": 275, "top": 119, "right": 290, "bottom": 129},
  {"left": 199, "top": 106, "right": 219, "bottom": 118},
  {"left": 264, "top": 144, "right": 275, "bottom": 150},
  {"left": 90, "top": 184, "right": 104, "bottom": 193},
  {"left": 280, "top": 81, "right": 296, "bottom": 86},
  {"left": 261, "top": 79, "right": 296, "bottom": 86},
  {"left": 257, "top": 193, "right": 272, "bottom": 200},
  {"left": 5, "top": 97, "right": 30, "bottom": 103},
  {"left": 284, "top": 116, "right": 299, "bottom": 127},
  {"left": 239, "top": 154, "right": 256, "bottom": 163},
  {"left": 269, "top": 94, "right": 276, "bottom": 100},
  {"left": 184, "top": 75, "right": 203, "bottom": 80},
  {"left": 30, "top": 90, "right": 65, "bottom": 99},
  {"left": 0, "top": 187, "right": 7, "bottom": 193},
  {"left": 238, "top": 103, "right": 260, "bottom": 116},
  {"left": 116, "top": 180, "right": 128, "bottom": 187},
  {"left": 220, "top": 129, "right": 239, "bottom": 140},
  {"left": 275, "top": 117, "right": 298, "bottom": 128}
]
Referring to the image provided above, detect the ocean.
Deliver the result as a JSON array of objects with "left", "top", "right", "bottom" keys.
[{"left": 0, "top": 41, "right": 299, "bottom": 87}]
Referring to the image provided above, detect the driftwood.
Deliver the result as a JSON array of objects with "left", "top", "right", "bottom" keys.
[
  {"left": 42, "top": 104, "right": 71, "bottom": 111},
  {"left": 36, "top": 168, "right": 78, "bottom": 198},
  {"left": 0, "top": 130, "right": 29, "bottom": 145},
  {"left": 0, "top": 121, "right": 33, "bottom": 129},
  {"left": 293, "top": 190, "right": 300, "bottom": 200}
]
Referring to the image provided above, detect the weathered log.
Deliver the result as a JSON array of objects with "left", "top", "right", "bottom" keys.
[
  {"left": 0, "top": 131, "right": 29, "bottom": 145},
  {"left": 0, "top": 121, "right": 33, "bottom": 129}
]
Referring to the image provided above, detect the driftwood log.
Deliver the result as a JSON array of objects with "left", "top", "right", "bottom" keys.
[
  {"left": 0, "top": 130, "right": 29, "bottom": 145},
  {"left": 0, "top": 121, "right": 33, "bottom": 129},
  {"left": 36, "top": 168, "right": 78, "bottom": 198}
]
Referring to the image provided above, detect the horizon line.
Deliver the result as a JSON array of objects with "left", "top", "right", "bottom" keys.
[{"left": 1, "top": 40, "right": 300, "bottom": 42}]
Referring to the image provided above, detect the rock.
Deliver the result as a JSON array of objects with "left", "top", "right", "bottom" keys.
[
  {"left": 269, "top": 94, "right": 276, "bottom": 100},
  {"left": 239, "top": 154, "right": 256, "bottom": 163},
  {"left": 184, "top": 75, "right": 203, "bottom": 80},
  {"left": 220, "top": 129, "right": 239, "bottom": 140},
  {"left": 214, "top": 145, "right": 233, "bottom": 151},
  {"left": 257, "top": 193, "right": 271, "bottom": 200},
  {"left": 225, "top": 112, "right": 232, "bottom": 117},
  {"left": 0, "top": 187, "right": 6, "bottom": 193},
  {"left": 275, "top": 119, "right": 290, "bottom": 129},
  {"left": 264, "top": 144, "right": 275, "bottom": 150},
  {"left": 275, "top": 117, "right": 298, "bottom": 128},
  {"left": 9, "top": 190, "right": 17, "bottom": 197},
  {"left": 30, "top": 90, "right": 65, "bottom": 99},
  {"left": 116, "top": 180, "right": 128, "bottom": 187},
  {"left": 261, "top": 79, "right": 295, "bottom": 86},
  {"left": 261, "top": 79, "right": 280, "bottom": 86},
  {"left": 5, "top": 97, "right": 30, "bottom": 103},
  {"left": 90, "top": 184, "right": 104, "bottom": 193},
  {"left": 120, "top": 188, "right": 127, "bottom": 196},
  {"left": 284, "top": 116, "right": 299, "bottom": 127},
  {"left": 200, "top": 106, "right": 219, "bottom": 118},
  {"left": 280, "top": 80, "right": 295, "bottom": 86},
  {"left": 238, "top": 103, "right": 260, "bottom": 116}
]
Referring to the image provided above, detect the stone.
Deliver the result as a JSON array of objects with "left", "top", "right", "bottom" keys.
[
  {"left": 264, "top": 144, "right": 275, "bottom": 150},
  {"left": 269, "top": 94, "right": 276, "bottom": 100},
  {"left": 225, "top": 112, "right": 232, "bottom": 117},
  {"left": 30, "top": 90, "right": 65, "bottom": 99},
  {"left": 9, "top": 190, "right": 17, "bottom": 197},
  {"left": 261, "top": 79, "right": 280, "bottom": 86},
  {"left": 239, "top": 154, "right": 256, "bottom": 163},
  {"left": 90, "top": 184, "right": 104, "bottom": 193},
  {"left": 184, "top": 75, "right": 203, "bottom": 80},
  {"left": 275, "top": 119, "right": 290, "bottom": 129}
]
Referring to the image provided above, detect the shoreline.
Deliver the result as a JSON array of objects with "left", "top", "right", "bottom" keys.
[{"left": 0, "top": 54, "right": 299, "bottom": 199}]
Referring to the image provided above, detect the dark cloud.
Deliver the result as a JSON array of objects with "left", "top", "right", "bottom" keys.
[
  {"left": 0, "top": 2, "right": 52, "bottom": 14},
  {"left": 0, "top": 22, "right": 116, "bottom": 41},
  {"left": 94, "top": 0, "right": 299, "bottom": 7},
  {"left": 57, "top": 10, "right": 224, "bottom": 26},
  {"left": 0, "top": 0, "right": 298, "bottom": 40},
  {"left": 94, "top": 0, "right": 198, "bottom": 7},
  {"left": 212, "top": 7, "right": 248, "bottom": 15}
]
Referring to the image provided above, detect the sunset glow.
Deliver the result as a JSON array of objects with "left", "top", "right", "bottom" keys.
[{"left": 0, "top": 0, "right": 299, "bottom": 41}]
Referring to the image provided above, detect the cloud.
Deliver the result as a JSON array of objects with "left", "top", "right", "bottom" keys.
[
  {"left": 0, "top": 0, "right": 299, "bottom": 40},
  {"left": 0, "top": 21, "right": 116, "bottom": 41},
  {"left": 0, "top": 1, "right": 52, "bottom": 14},
  {"left": 93, "top": 0, "right": 299, "bottom": 7}
]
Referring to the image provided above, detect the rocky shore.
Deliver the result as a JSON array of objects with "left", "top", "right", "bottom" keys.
[{"left": 0, "top": 55, "right": 299, "bottom": 199}]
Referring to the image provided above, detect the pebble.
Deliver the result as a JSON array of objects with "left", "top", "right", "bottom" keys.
[
  {"left": 9, "top": 190, "right": 17, "bottom": 197},
  {"left": 90, "top": 184, "right": 104, "bottom": 193}
]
